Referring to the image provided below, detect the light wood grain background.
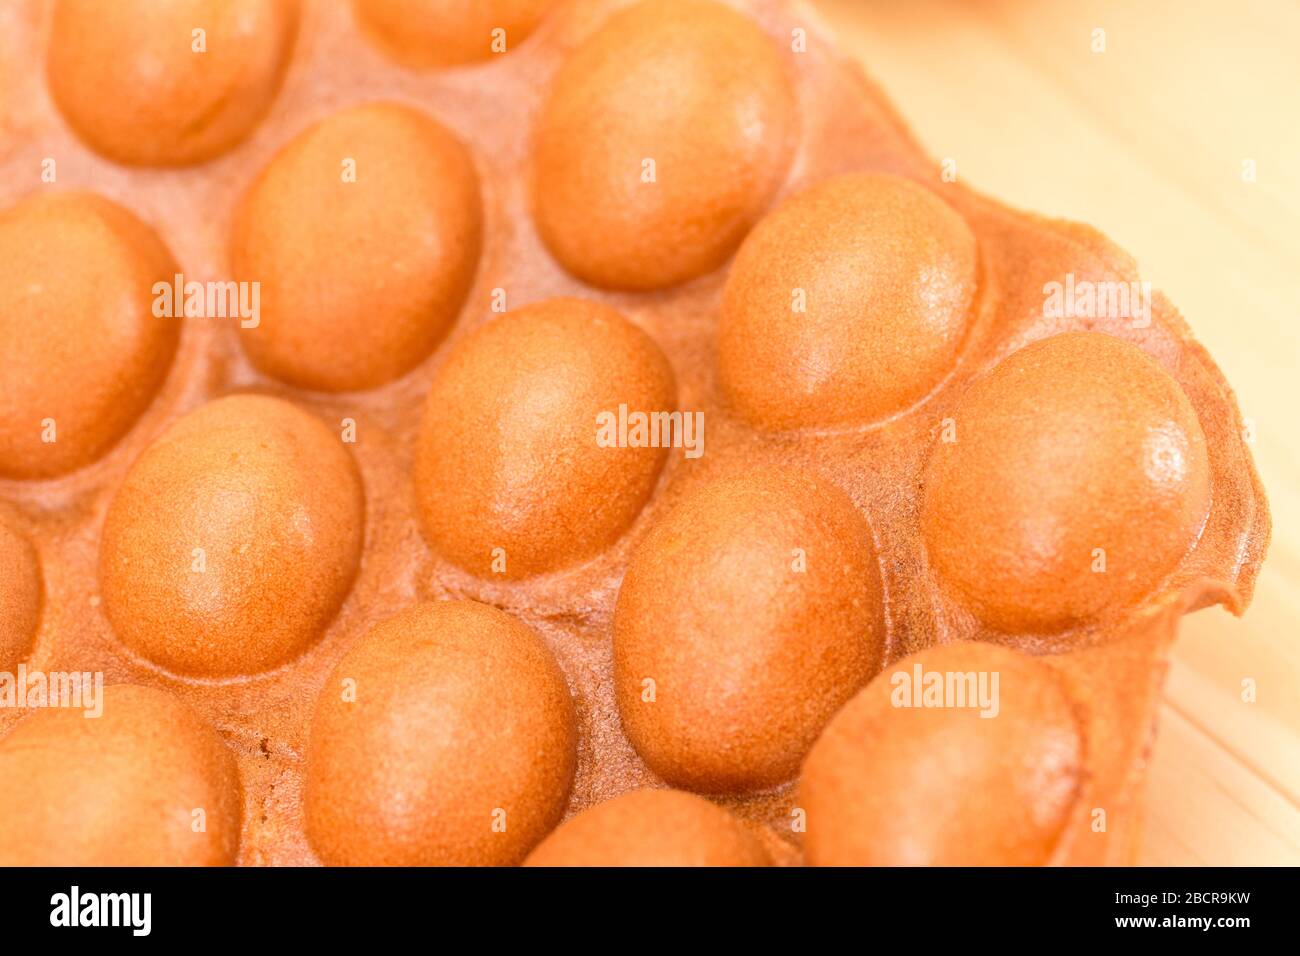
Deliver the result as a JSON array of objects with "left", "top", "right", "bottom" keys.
[{"left": 811, "top": 0, "right": 1299, "bottom": 865}]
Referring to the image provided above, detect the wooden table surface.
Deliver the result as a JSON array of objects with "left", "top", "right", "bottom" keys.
[{"left": 811, "top": 0, "right": 1300, "bottom": 866}]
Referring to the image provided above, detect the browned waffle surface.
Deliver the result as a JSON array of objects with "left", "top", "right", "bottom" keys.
[{"left": 0, "top": 0, "right": 1269, "bottom": 867}]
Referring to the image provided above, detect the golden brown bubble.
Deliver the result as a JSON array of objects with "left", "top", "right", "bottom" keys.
[
  {"left": 922, "top": 332, "right": 1212, "bottom": 633},
  {"left": 532, "top": 0, "right": 796, "bottom": 290},
  {"left": 0, "top": 192, "right": 180, "bottom": 479},
  {"left": 718, "top": 173, "right": 978, "bottom": 430},
  {"left": 524, "top": 788, "right": 769, "bottom": 867},
  {"left": 232, "top": 102, "right": 482, "bottom": 391},
  {"left": 304, "top": 600, "right": 577, "bottom": 866},
  {"left": 354, "top": 0, "right": 552, "bottom": 67},
  {"left": 47, "top": 0, "right": 298, "bottom": 166},
  {"left": 414, "top": 297, "right": 675, "bottom": 578},
  {"left": 0, "top": 517, "right": 41, "bottom": 670},
  {"left": 801, "top": 642, "right": 1083, "bottom": 866},
  {"left": 614, "top": 467, "right": 885, "bottom": 793},
  {"left": 0, "top": 684, "right": 242, "bottom": 866},
  {"left": 99, "top": 394, "right": 364, "bottom": 677}
]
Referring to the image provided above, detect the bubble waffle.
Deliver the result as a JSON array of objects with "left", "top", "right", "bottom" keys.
[{"left": 0, "top": 0, "right": 1270, "bottom": 867}]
